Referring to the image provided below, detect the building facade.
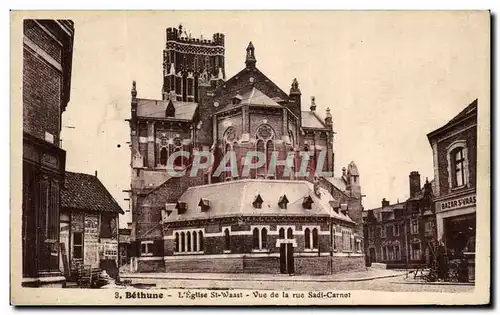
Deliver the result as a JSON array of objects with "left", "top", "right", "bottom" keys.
[
  {"left": 127, "top": 25, "right": 364, "bottom": 274},
  {"left": 60, "top": 171, "right": 124, "bottom": 276},
  {"left": 22, "top": 19, "right": 74, "bottom": 287},
  {"left": 427, "top": 99, "right": 477, "bottom": 280},
  {"left": 363, "top": 172, "right": 436, "bottom": 268}
]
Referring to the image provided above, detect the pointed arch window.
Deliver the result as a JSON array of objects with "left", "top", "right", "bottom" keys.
[
  {"left": 193, "top": 231, "right": 198, "bottom": 252},
  {"left": 256, "top": 139, "right": 266, "bottom": 178},
  {"left": 279, "top": 228, "right": 285, "bottom": 239},
  {"left": 186, "top": 232, "right": 191, "bottom": 252},
  {"left": 304, "top": 228, "right": 311, "bottom": 249},
  {"left": 261, "top": 228, "right": 268, "bottom": 249},
  {"left": 174, "top": 232, "right": 179, "bottom": 252},
  {"left": 287, "top": 228, "right": 293, "bottom": 239},
  {"left": 160, "top": 147, "right": 168, "bottom": 166},
  {"left": 255, "top": 124, "right": 275, "bottom": 178},
  {"left": 180, "top": 232, "right": 186, "bottom": 252},
  {"left": 199, "top": 231, "right": 204, "bottom": 251},
  {"left": 224, "top": 229, "right": 231, "bottom": 251},
  {"left": 312, "top": 228, "right": 319, "bottom": 249},
  {"left": 252, "top": 228, "right": 260, "bottom": 249}
]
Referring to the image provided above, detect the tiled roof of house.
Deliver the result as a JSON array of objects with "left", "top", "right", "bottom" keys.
[
  {"left": 240, "top": 87, "right": 282, "bottom": 107},
  {"left": 136, "top": 98, "right": 198, "bottom": 120},
  {"left": 301, "top": 111, "right": 326, "bottom": 129},
  {"left": 61, "top": 171, "right": 124, "bottom": 214},
  {"left": 215, "top": 87, "right": 283, "bottom": 115},
  {"left": 427, "top": 99, "right": 477, "bottom": 139},
  {"left": 165, "top": 179, "right": 355, "bottom": 224}
]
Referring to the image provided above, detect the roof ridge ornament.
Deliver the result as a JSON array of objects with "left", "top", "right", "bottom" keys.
[
  {"left": 245, "top": 41, "right": 256, "bottom": 68},
  {"left": 290, "top": 78, "right": 301, "bottom": 95}
]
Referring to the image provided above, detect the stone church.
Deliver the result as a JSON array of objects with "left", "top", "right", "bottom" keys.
[{"left": 127, "top": 25, "right": 365, "bottom": 274}]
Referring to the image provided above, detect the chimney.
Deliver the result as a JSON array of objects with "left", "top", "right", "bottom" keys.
[
  {"left": 409, "top": 171, "right": 421, "bottom": 198},
  {"left": 95, "top": 170, "right": 98, "bottom": 177},
  {"left": 381, "top": 198, "right": 390, "bottom": 207}
]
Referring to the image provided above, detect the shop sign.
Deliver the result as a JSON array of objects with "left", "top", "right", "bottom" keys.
[{"left": 439, "top": 194, "right": 476, "bottom": 212}]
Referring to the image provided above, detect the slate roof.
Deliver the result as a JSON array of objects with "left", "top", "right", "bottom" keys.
[
  {"left": 240, "top": 87, "right": 282, "bottom": 107},
  {"left": 366, "top": 202, "right": 405, "bottom": 212},
  {"left": 301, "top": 111, "right": 327, "bottom": 129},
  {"left": 323, "top": 177, "right": 347, "bottom": 193},
  {"left": 61, "top": 171, "right": 124, "bottom": 214},
  {"left": 427, "top": 99, "right": 477, "bottom": 139},
  {"left": 215, "top": 87, "right": 283, "bottom": 115},
  {"left": 136, "top": 98, "right": 198, "bottom": 120},
  {"left": 165, "top": 179, "right": 355, "bottom": 224}
]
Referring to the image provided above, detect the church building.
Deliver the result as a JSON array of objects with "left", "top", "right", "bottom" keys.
[{"left": 127, "top": 25, "right": 365, "bottom": 274}]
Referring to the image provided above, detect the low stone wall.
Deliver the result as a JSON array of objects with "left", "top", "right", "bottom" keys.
[
  {"left": 162, "top": 255, "right": 365, "bottom": 275},
  {"left": 165, "top": 257, "right": 244, "bottom": 273},
  {"left": 137, "top": 259, "right": 165, "bottom": 273}
]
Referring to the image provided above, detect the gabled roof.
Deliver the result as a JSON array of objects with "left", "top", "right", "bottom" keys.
[
  {"left": 136, "top": 98, "right": 198, "bottom": 121},
  {"left": 323, "top": 177, "right": 348, "bottom": 194},
  {"left": 215, "top": 87, "right": 283, "bottom": 115},
  {"left": 164, "top": 179, "right": 355, "bottom": 224},
  {"left": 61, "top": 171, "right": 124, "bottom": 214},
  {"left": 301, "top": 111, "right": 327, "bottom": 129},
  {"left": 427, "top": 99, "right": 477, "bottom": 139},
  {"left": 240, "top": 87, "right": 282, "bottom": 107},
  {"left": 365, "top": 201, "right": 406, "bottom": 214},
  {"left": 215, "top": 66, "right": 290, "bottom": 101}
]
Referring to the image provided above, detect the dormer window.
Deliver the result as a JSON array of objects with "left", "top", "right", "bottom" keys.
[
  {"left": 278, "top": 195, "right": 289, "bottom": 210},
  {"left": 166, "top": 100, "right": 175, "bottom": 117},
  {"left": 198, "top": 198, "right": 210, "bottom": 212},
  {"left": 329, "top": 200, "right": 340, "bottom": 213},
  {"left": 340, "top": 203, "right": 348, "bottom": 215},
  {"left": 302, "top": 195, "right": 314, "bottom": 210},
  {"left": 164, "top": 203, "right": 176, "bottom": 217},
  {"left": 176, "top": 201, "right": 187, "bottom": 214},
  {"left": 253, "top": 194, "right": 263, "bottom": 209},
  {"left": 231, "top": 94, "right": 242, "bottom": 105}
]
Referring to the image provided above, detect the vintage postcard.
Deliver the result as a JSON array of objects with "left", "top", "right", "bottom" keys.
[{"left": 10, "top": 10, "right": 490, "bottom": 305}]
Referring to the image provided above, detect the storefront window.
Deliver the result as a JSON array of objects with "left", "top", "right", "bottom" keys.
[{"left": 444, "top": 214, "right": 476, "bottom": 258}]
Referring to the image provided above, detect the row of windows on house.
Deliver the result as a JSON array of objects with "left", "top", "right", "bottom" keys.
[
  {"left": 368, "top": 220, "right": 435, "bottom": 239},
  {"left": 141, "top": 227, "right": 361, "bottom": 255},
  {"left": 71, "top": 232, "right": 118, "bottom": 260},
  {"left": 378, "top": 242, "right": 423, "bottom": 261},
  {"left": 173, "top": 193, "right": 315, "bottom": 216}
]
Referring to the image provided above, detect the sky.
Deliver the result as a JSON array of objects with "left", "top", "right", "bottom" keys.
[{"left": 59, "top": 11, "right": 489, "bottom": 227}]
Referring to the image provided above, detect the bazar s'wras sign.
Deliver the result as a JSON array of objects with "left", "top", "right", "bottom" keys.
[{"left": 440, "top": 194, "right": 476, "bottom": 211}]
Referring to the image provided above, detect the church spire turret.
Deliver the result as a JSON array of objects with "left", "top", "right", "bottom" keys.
[{"left": 245, "top": 41, "right": 256, "bottom": 68}]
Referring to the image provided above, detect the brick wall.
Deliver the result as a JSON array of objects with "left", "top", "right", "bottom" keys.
[
  {"left": 436, "top": 124, "right": 477, "bottom": 195},
  {"left": 243, "top": 256, "right": 281, "bottom": 273},
  {"left": 162, "top": 255, "right": 364, "bottom": 274},
  {"left": 294, "top": 256, "right": 332, "bottom": 275},
  {"left": 165, "top": 257, "right": 243, "bottom": 273},
  {"left": 24, "top": 20, "right": 62, "bottom": 63},
  {"left": 197, "top": 67, "right": 293, "bottom": 146},
  {"left": 23, "top": 44, "right": 62, "bottom": 143},
  {"left": 331, "top": 256, "right": 365, "bottom": 273},
  {"left": 137, "top": 259, "right": 165, "bottom": 273}
]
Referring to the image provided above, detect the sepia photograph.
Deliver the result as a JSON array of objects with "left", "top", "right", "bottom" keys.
[{"left": 10, "top": 10, "right": 490, "bottom": 305}]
